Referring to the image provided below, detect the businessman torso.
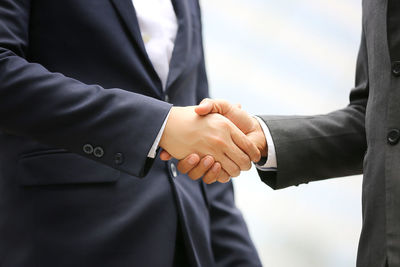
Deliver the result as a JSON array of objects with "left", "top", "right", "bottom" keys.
[
  {"left": 258, "top": 0, "right": 400, "bottom": 266},
  {"left": 0, "top": 0, "right": 261, "bottom": 266}
]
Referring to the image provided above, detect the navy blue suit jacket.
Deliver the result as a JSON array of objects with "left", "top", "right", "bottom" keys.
[{"left": 0, "top": 0, "right": 261, "bottom": 266}]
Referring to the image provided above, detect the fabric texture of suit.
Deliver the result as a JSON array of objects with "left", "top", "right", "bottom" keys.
[
  {"left": 258, "top": 1, "right": 400, "bottom": 266},
  {"left": 0, "top": 0, "right": 261, "bottom": 266}
]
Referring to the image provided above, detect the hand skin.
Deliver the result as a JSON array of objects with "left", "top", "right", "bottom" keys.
[
  {"left": 159, "top": 106, "right": 261, "bottom": 177},
  {"left": 160, "top": 100, "right": 268, "bottom": 184}
]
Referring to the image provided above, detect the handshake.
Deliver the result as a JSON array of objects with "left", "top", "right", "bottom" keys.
[{"left": 159, "top": 98, "right": 268, "bottom": 184}]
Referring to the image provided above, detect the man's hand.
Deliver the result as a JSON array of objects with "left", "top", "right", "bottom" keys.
[
  {"left": 159, "top": 106, "right": 261, "bottom": 177},
  {"left": 196, "top": 99, "right": 267, "bottom": 157},
  {"left": 160, "top": 100, "right": 268, "bottom": 183}
]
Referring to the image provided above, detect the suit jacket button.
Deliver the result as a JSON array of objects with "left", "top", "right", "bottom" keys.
[
  {"left": 392, "top": 61, "right": 400, "bottom": 77},
  {"left": 387, "top": 129, "right": 400, "bottom": 145},
  {"left": 170, "top": 162, "right": 178, "bottom": 177},
  {"left": 114, "top": 153, "right": 124, "bottom": 165},
  {"left": 83, "top": 144, "right": 94, "bottom": 154},
  {"left": 93, "top": 147, "right": 104, "bottom": 158}
]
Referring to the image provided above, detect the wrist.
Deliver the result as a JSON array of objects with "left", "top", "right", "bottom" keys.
[
  {"left": 159, "top": 106, "right": 197, "bottom": 159},
  {"left": 252, "top": 117, "right": 268, "bottom": 158},
  {"left": 159, "top": 107, "right": 178, "bottom": 150}
]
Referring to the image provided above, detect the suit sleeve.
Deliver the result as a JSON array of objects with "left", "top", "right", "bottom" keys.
[
  {"left": 205, "top": 182, "right": 262, "bottom": 267},
  {"left": 257, "top": 28, "right": 369, "bottom": 189},
  {"left": 0, "top": 0, "right": 172, "bottom": 177}
]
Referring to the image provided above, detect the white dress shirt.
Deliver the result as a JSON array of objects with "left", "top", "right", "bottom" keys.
[
  {"left": 131, "top": 0, "right": 177, "bottom": 158},
  {"left": 131, "top": 0, "right": 178, "bottom": 89},
  {"left": 255, "top": 117, "right": 278, "bottom": 171},
  {"left": 133, "top": 0, "right": 279, "bottom": 168}
]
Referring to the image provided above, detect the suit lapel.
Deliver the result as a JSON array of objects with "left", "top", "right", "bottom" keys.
[
  {"left": 110, "top": 0, "right": 192, "bottom": 93},
  {"left": 110, "top": 0, "right": 163, "bottom": 91},
  {"left": 166, "top": 0, "right": 192, "bottom": 91}
]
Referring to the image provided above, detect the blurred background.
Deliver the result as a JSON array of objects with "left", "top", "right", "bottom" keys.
[{"left": 199, "top": 0, "right": 363, "bottom": 266}]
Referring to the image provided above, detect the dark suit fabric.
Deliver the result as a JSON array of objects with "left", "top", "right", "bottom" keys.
[
  {"left": 258, "top": 1, "right": 400, "bottom": 266},
  {"left": 0, "top": 0, "right": 261, "bottom": 266}
]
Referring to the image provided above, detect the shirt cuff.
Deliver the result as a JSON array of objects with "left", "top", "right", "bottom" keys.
[
  {"left": 147, "top": 110, "right": 171, "bottom": 158},
  {"left": 254, "top": 116, "right": 277, "bottom": 171}
]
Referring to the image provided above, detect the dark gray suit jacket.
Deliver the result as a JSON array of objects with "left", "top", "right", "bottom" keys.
[{"left": 258, "top": 1, "right": 400, "bottom": 266}]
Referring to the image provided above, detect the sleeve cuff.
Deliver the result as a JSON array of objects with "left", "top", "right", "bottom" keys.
[
  {"left": 147, "top": 110, "right": 171, "bottom": 158},
  {"left": 254, "top": 116, "right": 277, "bottom": 171}
]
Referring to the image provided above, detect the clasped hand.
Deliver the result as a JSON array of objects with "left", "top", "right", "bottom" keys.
[{"left": 159, "top": 99, "right": 268, "bottom": 184}]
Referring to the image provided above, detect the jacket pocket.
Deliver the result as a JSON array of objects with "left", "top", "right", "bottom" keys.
[{"left": 17, "top": 150, "right": 120, "bottom": 186}]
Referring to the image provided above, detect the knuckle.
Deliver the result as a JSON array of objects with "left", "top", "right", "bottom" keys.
[
  {"left": 254, "top": 149, "right": 261, "bottom": 162},
  {"left": 250, "top": 142, "right": 260, "bottom": 157},
  {"left": 242, "top": 139, "right": 251, "bottom": 150},
  {"left": 240, "top": 154, "right": 251, "bottom": 170},
  {"left": 211, "top": 136, "right": 226, "bottom": 147},
  {"left": 243, "top": 161, "right": 252, "bottom": 171},
  {"left": 215, "top": 118, "right": 229, "bottom": 129},
  {"left": 222, "top": 120, "right": 231, "bottom": 130}
]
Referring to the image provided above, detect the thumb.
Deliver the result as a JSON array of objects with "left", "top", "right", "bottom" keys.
[
  {"left": 195, "top": 98, "right": 214, "bottom": 116},
  {"left": 160, "top": 150, "right": 173, "bottom": 161},
  {"left": 195, "top": 98, "right": 234, "bottom": 116}
]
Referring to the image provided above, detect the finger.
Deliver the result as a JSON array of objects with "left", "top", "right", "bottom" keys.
[
  {"left": 216, "top": 169, "right": 231, "bottom": 183},
  {"left": 224, "top": 141, "right": 252, "bottom": 171},
  {"left": 195, "top": 98, "right": 214, "bottom": 116},
  {"left": 197, "top": 100, "right": 254, "bottom": 135},
  {"left": 160, "top": 150, "right": 173, "bottom": 161},
  {"left": 217, "top": 155, "right": 241, "bottom": 177},
  {"left": 202, "top": 162, "right": 222, "bottom": 184},
  {"left": 223, "top": 125, "right": 254, "bottom": 170},
  {"left": 230, "top": 126, "right": 261, "bottom": 163},
  {"left": 176, "top": 154, "right": 200, "bottom": 174},
  {"left": 187, "top": 155, "right": 215, "bottom": 180},
  {"left": 223, "top": 107, "right": 254, "bottom": 134}
]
